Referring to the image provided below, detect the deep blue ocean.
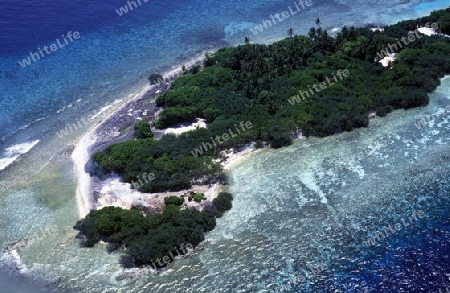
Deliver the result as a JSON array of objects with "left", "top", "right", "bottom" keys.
[{"left": 0, "top": 0, "right": 449, "bottom": 292}]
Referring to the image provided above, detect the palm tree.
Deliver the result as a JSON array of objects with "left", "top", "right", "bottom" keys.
[
  {"left": 244, "top": 37, "right": 250, "bottom": 44},
  {"left": 316, "top": 27, "right": 323, "bottom": 38},
  {"left": 287, "top": 28, "right": 294, "bottom": 38},
  {"left": 308, "top": 27, "right": 316, "bottom": 39},
  {"left": 349, "top": 26, "right": 356, "bottom": 40}
]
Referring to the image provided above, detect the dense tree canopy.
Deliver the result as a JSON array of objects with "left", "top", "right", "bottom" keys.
[
  {"left": 92, "top": 137, "right": 225, "bottom": 192},
  {"left": 154, "top": 8, "right": 450, "bottom": 140},
  {"left": 213, "top": 192, "right": 233, "bottom": 218},
  {"left": 93, "top": 8, "right": 450, "bottom": 194},
  {"left": 74, "top": 205, "right": 223, "bottom": 268},
  {"left": 133, "top": 120, "right": 154, "bottom": 139},
  {"left": 164, "top": 196, "right": 185, "bottom": 206}
]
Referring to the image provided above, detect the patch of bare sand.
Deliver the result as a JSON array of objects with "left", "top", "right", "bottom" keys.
[{"left": 164, "top": 118, "right": 207, "bottom": 136}]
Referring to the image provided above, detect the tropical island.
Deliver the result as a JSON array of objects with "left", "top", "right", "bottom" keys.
[{"left": 74, "top": 8, "right": 450, "bottom": 269}]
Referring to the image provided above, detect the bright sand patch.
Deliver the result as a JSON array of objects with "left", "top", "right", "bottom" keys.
[
  {"left": 379, "top": 53, "right": 396, "bottom": 67},
  {"left": 164, "top": 118, "right": 207, "bottom": 136},
  {"left": 72, "top": 131, "right": 94, "bottom": 218},
  {"left": 93, "top": 177, "right": 220, "bottom": 212},
  {"left": 417, "top": 27, "right": 437, "bottom": 36},
  {"left": 417, "top": 26, "right": 450, "bottom": 38}
]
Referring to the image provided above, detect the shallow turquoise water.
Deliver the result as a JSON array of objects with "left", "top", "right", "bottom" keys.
[{"left": 412, "top": 0, "right": 450, "bottom": 13}]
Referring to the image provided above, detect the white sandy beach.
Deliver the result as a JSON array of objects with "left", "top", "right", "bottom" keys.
[{"left": 71, "top": 131, "right": 94, "bottom": 217}]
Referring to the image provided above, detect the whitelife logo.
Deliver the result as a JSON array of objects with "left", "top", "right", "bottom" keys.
[
  {"left": 115, "top": 0, "right": 149, "bottom": 16},
  {"left": 130, "top": 172, "right": 155, "bottom": 190},
  {"left": 363, "top": 210, "right": 425, "bottom": 246},
  {"left": 288, "top": 69, "right": 350, "bottom": 106},
  {"left": 375, "top": 22, "right": 439, "bottom": 60},
  {"left": 191, "top": 121, "right": 253, "bottom": 157},
  {"left": 250, "top": 0, "right": 313, "bottom": 35},
  {"left": 144, "top": 243, "right": 194, "bottom": 269},
  {"left": 18, "top": 31, "right": 81, "bottom": 68}
]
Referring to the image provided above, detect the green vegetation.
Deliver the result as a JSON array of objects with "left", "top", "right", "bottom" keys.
[
  {"left": 148, "top": 73, "right": 163, "bottom": 85},
  {"left": 155, "top": 9, "right": 450, "bottom": 141},
  {"left": 189, "top": 193, "right": 206, "bottom": 202},
  {"left": 92, "top": 137, "right": 225, "bottom": 192},
  {"left": 164, "top": 196, "right": 185, "bottom": 206},
  {"left": 73, "top": 205, "right": 217, "bottom": 268},
  {"left": 93, "top": 8, "right": 450, "bottom": 195},
  {"left": 213, "top": 192, "right": 233, "bottom": 218},
  {"left": 191, "top": 64, "right": 201, "bottom": 74},
  {"left": 133, "top": 120, "right": 154, "bottom": 139},
  {"left": 82, "top": 9, "right": 450, "bottom": 268},
  {"left": 74, "top": 193, "right": 234, "bottom": 267}
]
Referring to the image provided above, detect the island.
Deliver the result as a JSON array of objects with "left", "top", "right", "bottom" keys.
[{"left": 74, "top": 7, "right": 450, "bottom": 269}]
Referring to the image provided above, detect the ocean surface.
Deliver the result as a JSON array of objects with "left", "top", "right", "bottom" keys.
[{"left": 0, "top": 0, "right": 449, "bottom": 292}]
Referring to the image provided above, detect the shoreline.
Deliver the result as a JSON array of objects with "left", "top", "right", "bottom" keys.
[
  {"left": 72, "top": 49, "right": 235, "bottom": 218},
  {"left": 71, "top": 12, "right": 447, "bottom": 217},
  {"left": 68, "top": 49, "right": 342, "bottom": 218}
]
